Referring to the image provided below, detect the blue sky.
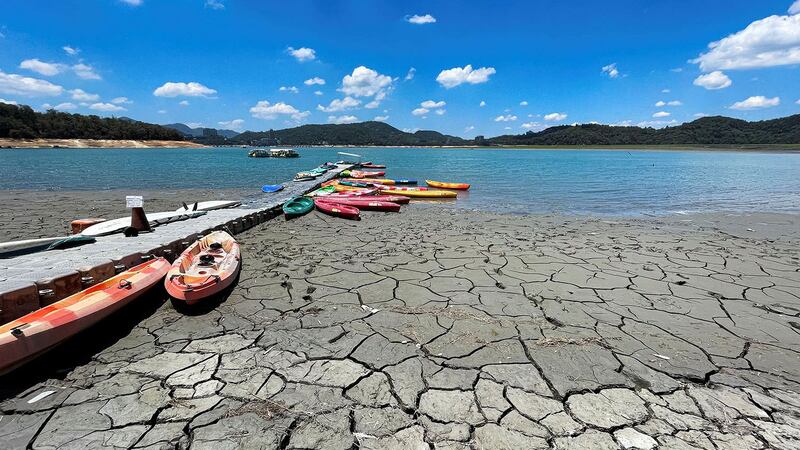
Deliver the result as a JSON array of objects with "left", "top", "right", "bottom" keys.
[{"left": 1, "top": 0, "right": 799, "bottom": 137}]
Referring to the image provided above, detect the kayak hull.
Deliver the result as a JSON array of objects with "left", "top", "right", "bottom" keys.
[
  {"left": 261, "top": 184, "right": 285, "bottom": 193},
  {"left": 318, "top": 198, "right": 401, "bottom": 212},
  {"left": 0, "top": 258, "right": 169, "bottom": 375},
  {"left": 283, "top": 197, "right": 315, "bottom": 218},
  {"left": 314, "top": 199, "right": 361, "bottom": 220},
  {"left": 426, "top": 180, "right": 471, "bottom": 190},
  {"left": 165, "top": 231, "right": 241, "bottom": 305},
  {"left": 382, "top": 189, "right": 457, "bottom": 198}
]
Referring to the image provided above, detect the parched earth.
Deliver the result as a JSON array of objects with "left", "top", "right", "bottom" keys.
[{"left": 2, "top": 207, "right": 800, "bottom": 449}]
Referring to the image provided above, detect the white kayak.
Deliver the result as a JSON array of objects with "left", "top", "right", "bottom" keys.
[
  {"left": 0, "top": 237, "right": 65, "bottom": 257},
  {"left": 175, "top": 200, "right": 240, "bottom": 212},
  {"left": 80, "top": 210, "right": 207, "bottom": 237}
]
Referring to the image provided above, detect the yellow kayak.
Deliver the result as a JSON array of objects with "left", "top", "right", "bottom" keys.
[{"left": 382, "top": 189, "right": 457, "bottom": 198}]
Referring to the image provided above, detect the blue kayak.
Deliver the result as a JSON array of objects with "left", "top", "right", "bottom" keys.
[{"left": 262, "top": 184, "right": 285, "bottom": 193}]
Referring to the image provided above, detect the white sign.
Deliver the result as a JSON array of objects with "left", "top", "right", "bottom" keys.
[{"left": 126, "top": 196, "right": 143, "bottom": 208}]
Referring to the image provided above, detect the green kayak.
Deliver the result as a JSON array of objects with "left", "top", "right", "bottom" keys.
[{"left": 283, "top": 197, "right": 314, "bottom": 218}]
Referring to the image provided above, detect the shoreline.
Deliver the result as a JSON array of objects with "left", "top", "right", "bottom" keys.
[{"left": 0, "top": 138, "right": 204, "bottom": 148}]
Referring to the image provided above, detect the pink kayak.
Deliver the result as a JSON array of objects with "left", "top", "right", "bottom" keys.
[
  {"left": 318, "top": 198, "right": 401, "bottom": 212},
  {"left": 314, "top": 199, "right": 361, "bottom": 220},
  {"left": 376, "top": 185, "right": 429, "bottom": 191},
  {"left": 325, "top": 193, "right": 410, "bottom": 204}
]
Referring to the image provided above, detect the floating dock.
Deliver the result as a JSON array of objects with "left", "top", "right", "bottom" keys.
[{"left": 0, "top": 164, "right": 350, "bottom": 323}]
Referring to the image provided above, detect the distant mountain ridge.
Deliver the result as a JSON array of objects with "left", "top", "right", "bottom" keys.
[
  {"left": 163, "top": 123, "right": 240, "bottom": 139},
  {"left": 233, "top": 121, "right": 466, "bottom": 146}
]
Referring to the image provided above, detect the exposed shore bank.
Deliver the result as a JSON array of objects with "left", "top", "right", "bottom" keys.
[{"left": 0, "top": 138, "right": 205, "bottom": 148}]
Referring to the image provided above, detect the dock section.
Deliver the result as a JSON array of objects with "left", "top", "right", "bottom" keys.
[{"left": 0, "top": 164, "right": 350, "bottom": 323}]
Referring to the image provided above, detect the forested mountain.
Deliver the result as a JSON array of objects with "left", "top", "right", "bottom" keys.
[
  {"left": 233, "top": 121, "right": 466, "bottom": 146},
  {"left": 163, "top": 123, "right": 240, "bottom": 139},
  {"left": 0, "top": 104, "right": 183, "bottom": 141}
]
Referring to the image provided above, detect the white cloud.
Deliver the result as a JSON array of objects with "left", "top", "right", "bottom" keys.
[
  {"left": 405, "top": 67, "right": 416, "bottom": 81},
  {"left": 120, "top": 0, "right": 142, "bottom": 5},
  {"left": 436, "top": 64, "right": 496, "bottom": 88},
  {"left": 655, "top": 100, "right": 682, "bottom": 107},
  {"left": 53, "top": 102, "right": 77, "bottom": 110},
  {"left": 670, "top": 68, "right": 684, "bottom": 73},
  {"left": 111, "top": 96, "right": 132, "bottom": 104},
  {"left": 519, "top": 101, "right": 528, "bottom": 106},
  {"left": 420, "top": 100, "right": 445, "bottom": 108},
  {"left": 186, "top": 122, "right": 203, "bottom": 128},
  {"left": 218, "top": 119, "right": 244, "bottom": 130},
  {"left": 89, "top": 102, "right": 126, "bottom": 112},
  {"left": 179, "top": 100, "right": 189, "bottom": 106},
  {"left": 328, "top": 115, "right": 359, "bottom": 124},
  {"left": 601, "top": 63, "right": 619, "bottom": 78},
  {"left": 797, "top": 98, "right": 800, "bottom": 104},
  {"left": 465, "top": 125, "right": 475, "bottom": 133},
  {"left": 504, "top": 126, "right": 511, "bottom": 130},
  {"left": 406, "top": 14, "right": 436, "bottom": 25},
  {"left": 694, "top": 113, "right": 710, "bottom": 118},
  {"left": 250, "top": 100, "right": 310, "bottom": 120},
  {"left": 412, "top": 107, "right": 429, "bottom": 116},
  {"left": 521, "top": 122, "right": 543, "bottom": 130},
  {"left": 791, "top": 1, "right": 800, "bottom": 14},
  {"left": 655, "top": 101, "right": 665, "bottom": 107},
  {"left": 19, "top": 59, "right": 64, "bottom": 76},
  {"left": 314, "top": 90, "right": 323, "bottom": 96},
  {"left": 279, "top": 86, "right": 299, "bottom": 93},
  {"left": 63, "top": 46, "right": 80, "bottom": 56},
  {"left": 662, "top": 89, "right": 671, "bottom": 93},
  {"left": 637, "top": 119, "right": 678, "bottom": 128},
  {"left": 341, "top": 66, "right": 392, "bottom": 97},
  {"left": 287, "top": 46, "right": 316, "bottom": 62},
  {"left": 691, "top": 14, "right": 800, "bottom": 71},
  {"left": 0, "top": 70, "right": 63, "bottom": 96},
  {"left": 153, "top": 81, "right": 217, "bottom": 97},
  {"left": 543, "top": 112, "right": 567, "bottom": 121},
  {"left": 494, "top": 114, "right": 517, "bottom": 122},
  {"left": 317, "top": 96, "right": 360, "bottom": 112},
  {"left": 435, "top": 109, "right": 446, "bottom": 115},
  {"left": 205, "top": 0, "right": 224, "bottom": 10},
  {"left": 693, "top": 71, "right": 732, "bottom": 90},
  {"left": 69, "top": 88, "right": 99, "bottom": 101},
  {"left": 304, "top": 77, "right": 325, "bottom": 86},
  {"left": 652, "top": 111, "right": 671, "bottom": 118},
  {"left": 479, "top": 100, "right": 486, "bottom": 107},
  {"left": 373, "top": 115, "right": 389, "bottom": 122},
  {"left": 730, "top": 95, "right": 780, "bottom": 110},
  {"left": 0, "top": 98, "right": 18, "bottom": 105},
  {"left": 72, "top": 63, "right": 101, "bottom": 80},
  {"left": 157, "top": 109, "right": 167, "bottom": 114}
]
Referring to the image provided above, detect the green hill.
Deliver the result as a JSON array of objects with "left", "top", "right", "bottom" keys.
[{"left": 233, "top": 121, "right": 466, "bottom": 146}]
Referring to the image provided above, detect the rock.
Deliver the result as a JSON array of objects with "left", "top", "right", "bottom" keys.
[
  {"left": 566, "top": 388, "right": 648, "bottom": 429},
  {"left": 613, "top": 427, "right": 657, "bottom": 449}
]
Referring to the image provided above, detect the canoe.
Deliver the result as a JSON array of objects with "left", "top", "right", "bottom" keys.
[
  {"left": 349, "top": 170, "right": 385, "bottom": 178},
  {"left": 165, "top": 231, "right": 241, "bottom": 304},
  {"left": 0, "top": 258, "right": 169, "bottom": 375},
  {"left": 426, "top": 180, "right": 471, "bottom": 190},
  {"left": 261, "top": 184, "right": 285, "bottom": 193},
  {"left": 318, "top": 198, "right": 401, "bottom": 212},
  {"left": 381, "top": 189, "right": 457, "bottom": 198},
  {"left": 376, "top": 185, "right": 428, "bottom": 191},
  {"left": 314, "top": 199, "right": 360, "bottom": 220},
  {"left": 175, "top": 200, "right": 240, "bottom": 212},
  {"left": 325, "top": 194, "right": 411, "bottom": 204},
  {"left": 306, "top": 186, "right": 337, "bottom": 197},
  {"left": 46, "top": 235, "right": 96, "bottom": 251},
  {"left": 293, "top": 176, "right": 316, "bottom": 182},
  {"left": 283, "top": 197, "right": 314, "bottom": 218},
  {"left": 340, "top": 180, "right": 372, "bottom": 188},
  {"left": 81, "top": 210, "right": 207, "bottom": 237},
  {"left": 360, "top": 164, "right": 386, "bottom": 169}
]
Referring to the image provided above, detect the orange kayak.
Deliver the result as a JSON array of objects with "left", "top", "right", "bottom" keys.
[
  {"left": 166, "top": 231, "right": 241, "bottom": 305},
  {"left": 425, "top": 180, "right": 471, "bottom": 190},
  {"left": 0, "top": 258, "right": 169, "bottom": 375}
]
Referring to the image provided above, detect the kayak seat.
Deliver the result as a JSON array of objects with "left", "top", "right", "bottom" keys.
[
  {"left": 198, "top": 254, "right": 216, "bottom": 266},
  {"left": 209, "top": 242, "right": 223, "bottom": 250}
]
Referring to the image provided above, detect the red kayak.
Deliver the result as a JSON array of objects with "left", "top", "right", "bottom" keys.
[
  {"left": 314, "top": 199, "right": 361, "bottom": 220},
  {"left": 326, "top": 193, "right": 411, "bottom": 204},
  {"left": 319, "top": 198, "right": 401, "bottom": 212},
  {"left": 360, "top": 164, "right": 386, "bottom": 169}
]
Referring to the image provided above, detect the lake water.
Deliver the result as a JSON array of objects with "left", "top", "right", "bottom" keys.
[{"left": 1, "top": 147, "right": 799, "bottom": 215}]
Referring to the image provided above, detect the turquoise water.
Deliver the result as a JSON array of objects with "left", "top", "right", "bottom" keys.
[{"left": 1, "top": 147, "right": 799, "bottom": 215}]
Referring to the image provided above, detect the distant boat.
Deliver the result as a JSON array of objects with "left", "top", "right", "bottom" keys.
[{"left": 248, "top": 148, "right": 299, "bottom": 158}]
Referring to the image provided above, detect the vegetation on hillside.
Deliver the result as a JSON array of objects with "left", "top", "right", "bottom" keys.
[
  {"left": 0, "top": 104, "right": 184, "bottom": 141},
  {"left": 233, "top": 121, "right": 466, "bottom": 146}
]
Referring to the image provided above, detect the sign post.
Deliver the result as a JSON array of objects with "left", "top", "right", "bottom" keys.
[{"left": 126, "top": 196, "right": 151, "bottom": 234}]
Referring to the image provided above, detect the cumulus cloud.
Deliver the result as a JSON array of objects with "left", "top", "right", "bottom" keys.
[
  {"left": 655, "top": 100, "right": 682, "bottom": 107},
  {"left": 205, "top": 0, "right": 224, "bottom": 9},
  {"left": 373, "top": 115, "right": 389, "bottom": 122},
  {"left": 341, "top": 66, "right": 392, "bottom": 97},
  {"left": 543, "top": 112, "right": 567, "bottom": 121},
  {"left": 279, "top": 86, "right": 299, "bottom": 93},
  {"left": 314, "top": 90, "right": 323, "bottom": 96},
  {"left": 791, "top": 1, "right": 800, "bottom": 14},
  {"left": 662, "top": 89, "right": 671, "bottom": 93},
  {"left": 328, "top": 115, "right": 359, "bottom": 124},
  {"left": 693, "top": 71, "right": 732, "bottom": 90},
  {"left": 62, "top": 46, "right": 79, "bottom": 56},
  {"left": 153, "top": 81, "right": 217, "bottom": 97},
  {"left": 72, "top": 63, "right": 101, "bottom": 80},
  {"left": 317, "top": 96, "right": 360, "bottom": 112},
  {"left": 179, "top": 100, "right": 189, "bottom": 106},
  {"left": 287, "top": 46, "right": 316, "bottom": 62},
  {"left": 691, "top": 14, "right": 800, "bottom": 71},
  {"left": 111, "top": 96, "right": 132, "bottom": 104},
  {"left": 601, "top": 63, "right": 619, "bottom": 78},
  {"left": 405, "top": 67, "right": 416, "bottom": 81},
  {"left": 519, "top": 101, "right": 528, "bottom": 106},
  {"left": 0, "top": 70, "right": 63, "bottom": 96},
  {"left": 406, "top": 14, "right": 436, "bottom": 24},
  {"left": 436, "top": 64, "right": 496, "bottom": 88},
  {"left": 218, "top": 119, "right": 244, "bottom": 130},
  {"left": 250, "top": 100, "right": 310, "bottom": 120},
  {"left": 494, "top": 114, "right": 517, "bottom": 122},
  {"left": 89, "top": 102, "right": 126, "bottom": 112},
  {"left": 652, "top": 111, "right": 671, "bottom": 118},
  {"left": 434, "top": 109, "right": 446, "bottom": 115},
  {"left": 479, "top": 100, "right": 486, "bottom": 107},
  {"left": 465, "top": 125, "right": 475, "bottom": 133},
  {"left": 69, "top": 88, "right": 99, "bottom": 101},
  {"left": 0, "top": 98, "right": 18, "bottom": 105},
  {"left": 53, "top": 102, "right": 77, "bottom": 110},
  {"left": 304, "top": 77, "right": 325, "bottom": 86},
  {"left": 19, "top": 59, "right": 64, "bottom": 76},
  {"left": 797, "top": 98, "right": 800, "bottom": 104},
  {"left": 420, "top": 100, "right": 445, "bottom": 108},
  {"left": 412, "top": 107, "right": 429, "bottom": 116},
  {"left": 120, "top": 0, "right": 142, "bottom": 5},
  {"left": 730, "top": 95, "right": 780, "bottom": 110}
]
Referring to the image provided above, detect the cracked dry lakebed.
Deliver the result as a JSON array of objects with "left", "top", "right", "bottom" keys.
[{"left": 1, "top": 206, "right": 800, "bottom": 449}]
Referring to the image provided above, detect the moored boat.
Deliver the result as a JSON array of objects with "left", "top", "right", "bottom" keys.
[
  {"left": 426, "top": 180, "right": 471, "bottom": 190},
  {"left": 318, "top": 198, "right": 401, "bottom": 212},
  {"left": 381, "top": 188, "right": 457, "bottom": 198},
  {"left": 0, "top": 258, "right": 170, "bottom": 375},
  {"left": 283, "top": 197, "right": 314, "bottom": 218},
  {"left": 261, "top": 184, "right": 285, "bottom": 193},
  {"left": 165, "top": 231, "right": 241, "bottom": 305},
  {"left": 360, "top": 163, "right": 386, "bottom": 169},
  {"left": 314, "top": 199, "right": 361, "bottom": 220}
]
